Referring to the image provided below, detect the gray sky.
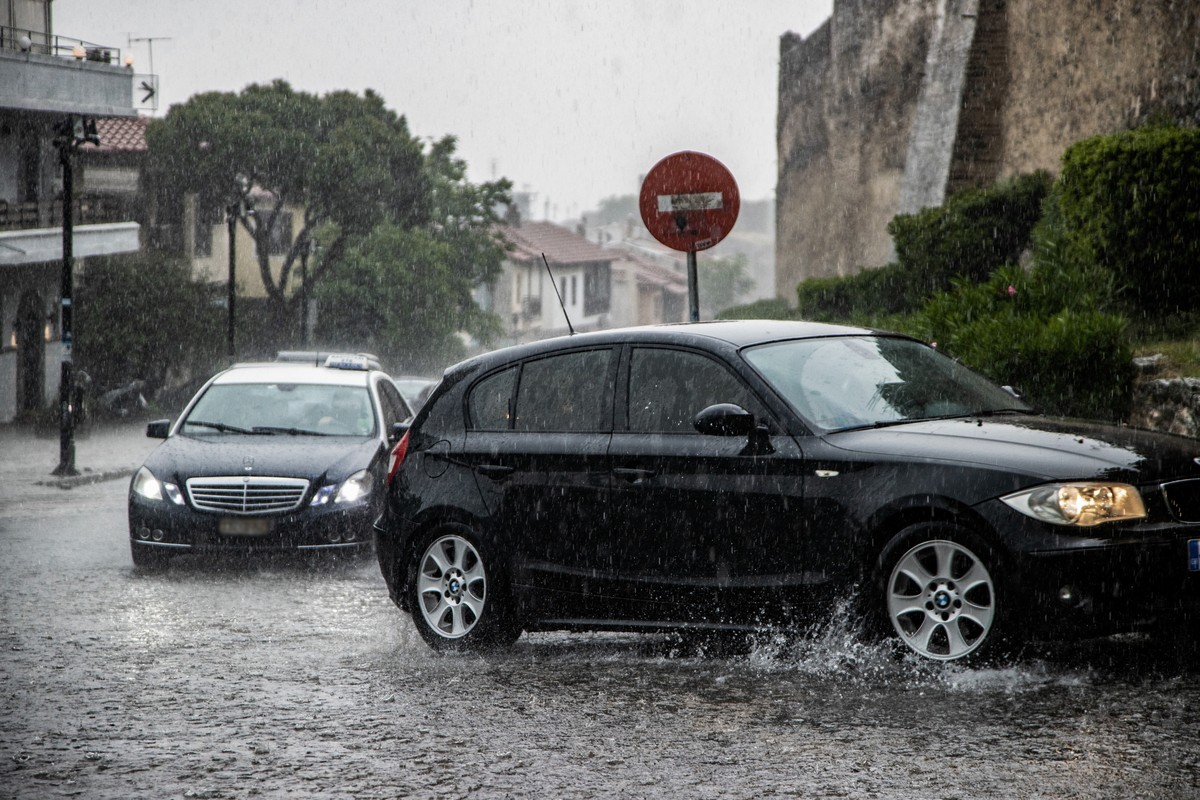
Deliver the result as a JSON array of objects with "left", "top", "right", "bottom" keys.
[{"left": 56, "top": 0, "right": 832, "bottom": 221}]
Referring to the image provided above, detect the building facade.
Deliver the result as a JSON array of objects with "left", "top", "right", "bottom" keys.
[{"left": 0, "top": 0, "right": 138, "bottom": 423}]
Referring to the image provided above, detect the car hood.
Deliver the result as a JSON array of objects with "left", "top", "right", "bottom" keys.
[
  {"left": 141, "top": 433, "right": 382, "bottom": 484},
  {"left": 825, "top": 415, "right": 1200, "bottom": 484}
]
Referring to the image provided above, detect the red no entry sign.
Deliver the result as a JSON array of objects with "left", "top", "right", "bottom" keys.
[{"left": 639, "top": 151, "right": 740, "bottom": 252}]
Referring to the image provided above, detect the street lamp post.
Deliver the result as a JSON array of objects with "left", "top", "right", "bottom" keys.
[
  {"left": 52, "top": 116, "right": 98, "bottom": 477},
  {"left": 226, "top": 201, "right": 237, "bottom": 359},
  {"left": 225, "top": 175, "right": 252, "bottom": 360}
]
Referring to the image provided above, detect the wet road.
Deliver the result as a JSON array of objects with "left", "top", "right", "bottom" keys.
[{"left": 2, "top": 477, "right": 1199, "bottom": 799}]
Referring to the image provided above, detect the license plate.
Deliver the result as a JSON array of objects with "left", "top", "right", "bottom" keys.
[
  {"left": 218, "top": 517, "right": 273, "bottom": 536},
  {"left": 1190, "top": 539, "right": 1200, "bottom": 572}
]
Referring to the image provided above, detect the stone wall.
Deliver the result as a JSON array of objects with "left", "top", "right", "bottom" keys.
[
  {"left": 776, "top": 0, "right": 1200, "bottom": 301},
  {"left": 1131, "top": 377, "right": 1200, "bottom": 439}
]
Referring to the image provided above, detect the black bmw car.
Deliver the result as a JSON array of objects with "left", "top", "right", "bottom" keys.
[
  {"left": 374, "top": 321, "right": 1200, "bottom": 662},
  {"left": 130, "top": 355, "right": 412, "bottom": 568}
]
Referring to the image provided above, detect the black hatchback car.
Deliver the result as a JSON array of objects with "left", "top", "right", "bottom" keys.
[
  {"left": 130, "top": 355, "right": 412, "bottom": 567},
  {"left": 374, "top": 321, "right": 1200, "bottom": 662}
]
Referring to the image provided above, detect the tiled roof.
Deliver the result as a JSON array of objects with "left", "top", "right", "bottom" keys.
[
  {"left": 501, "top": 221, "right": 614, "bottom": 265},
  {"left": 86, "top": 116, "right": 150, "bottom": 153}
]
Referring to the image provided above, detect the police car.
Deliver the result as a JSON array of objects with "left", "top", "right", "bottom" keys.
[{"left": 129, "top": 354, "right": 412, "bottom": 567}]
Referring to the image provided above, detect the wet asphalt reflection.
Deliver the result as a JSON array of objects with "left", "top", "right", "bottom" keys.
[{"left": 1, "top": 481, "right": 1198, "bottom": 799}]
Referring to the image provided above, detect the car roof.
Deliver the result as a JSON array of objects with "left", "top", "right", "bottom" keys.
[
  {"left": 453, "top": 319, "right": 892, "bottom": 374},
  {"left": 212, "top": 363, "right": 373, "bottom": 387}
]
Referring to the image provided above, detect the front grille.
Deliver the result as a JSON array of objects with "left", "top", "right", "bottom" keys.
[
  {"left": 1161, "top": 478, "right": 1200, "bottom": 523},
  {"left": 187, "top": 476, "right": 309, "bottom": 514}
]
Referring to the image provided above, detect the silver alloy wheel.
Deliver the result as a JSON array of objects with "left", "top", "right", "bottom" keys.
[
  {"left": 416, "top": 534, "right": 487, "bottom": 639},
  {"left": 886, "top": 538, "right": 996, "bottom": 661}
]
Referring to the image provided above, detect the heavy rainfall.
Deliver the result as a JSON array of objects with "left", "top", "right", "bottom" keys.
[{"left": 3, "top": 1, "right": 1200, "bottom": 799}]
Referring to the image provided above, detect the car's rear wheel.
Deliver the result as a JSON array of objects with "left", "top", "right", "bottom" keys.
[
  {"left": 408, "top": 528, "right": 519, "bottom": 651},
  {"left": 876, "top": 523, "right": 1008, "bottom": 662}
]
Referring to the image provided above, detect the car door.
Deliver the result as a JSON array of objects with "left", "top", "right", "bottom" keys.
[
  {"left": 605, "top": 345, "right": 809, "bottom": 625},
  {"left": 460, "top": 347, "right": 617, "bottom": 612}
]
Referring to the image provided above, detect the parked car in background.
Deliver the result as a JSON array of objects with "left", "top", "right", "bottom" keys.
[
  {"left": 375, "top": 320, "right": 1200, "bottom": 663},
  {"left": 393, "top": 375, "right": 439, "bottom": 412},
  {"left": 129, "top": 354, "right": 412, "bottom": 568}
]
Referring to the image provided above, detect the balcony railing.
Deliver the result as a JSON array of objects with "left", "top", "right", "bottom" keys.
[
  {"left": 0, "top": 197, "right": 130, "bottom": 231},
  {"left": 0, "top": 25, "right": 123, "bottom": 64}
]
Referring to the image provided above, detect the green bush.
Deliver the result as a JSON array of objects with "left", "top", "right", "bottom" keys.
[
  {"left": 920, "top": 262, "right": 1133, "bottom": 421},
  {"left": 1057, "top": 123, "right": 1200, "bottom": 314},
  {"left": 76, "top": 253, "right": 225, "bottom": 401},
  {"left": 795, "top": 262, "right": 912, "bottom": 320},
  {"left": 887, "top": 171, "right": 1052, "bottom": 303},
  {"left": 719, "top": 297, "right": 795, "bottom": 320}
]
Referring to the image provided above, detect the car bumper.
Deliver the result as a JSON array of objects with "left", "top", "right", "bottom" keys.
[
  {"left": 977, "top": 503, "right": 1200, "bottom": 636},
  {"left": 129, "top": 497, "right": 376, "bottom": 556}
]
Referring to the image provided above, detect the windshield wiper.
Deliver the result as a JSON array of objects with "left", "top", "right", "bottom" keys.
[
  {"left": 969, "top": 408, "right": 1031, "bottom": 418},
  {"left": 185, "top": 420, "right": 261, "bottom": 435},
  {"left": 251, "top": 426, "right": 332, "bottom": 436}
]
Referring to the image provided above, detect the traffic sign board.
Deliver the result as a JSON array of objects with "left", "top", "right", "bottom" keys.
[{"left": 639, "top": 151, "right": 740, "bottom": 252}]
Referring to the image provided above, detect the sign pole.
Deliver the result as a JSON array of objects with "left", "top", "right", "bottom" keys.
[
  {"left": 687, "top": 251, "right": 699, "bottom": 322},
  {"left": 638, "top": 150, "right": 739, "bottom": 324}
]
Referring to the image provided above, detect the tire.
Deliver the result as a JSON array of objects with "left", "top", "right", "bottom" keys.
[
  {"left": 874, "top": 522, "right": 1010, "bottom": 663},
  {"left": 408, "top": 528, "right": 520, "bottom": 652}
]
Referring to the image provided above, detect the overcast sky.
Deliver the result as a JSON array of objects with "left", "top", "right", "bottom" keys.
[{"left": 56, "top": 0, "right": 832, "bottom": 221}]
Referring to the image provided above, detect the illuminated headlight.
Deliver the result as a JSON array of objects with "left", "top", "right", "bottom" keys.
[
  {"left": 1001, "top": 482, "right": 1146, "bottom": 526},
  {"left": 334, "top": 470, "right": 372, "bottom": 504},
  {"left": 132, "top": 466, "right": 185, "bottom": 505},
  {"left": 310, "top": 470, "right": 373, "bottom": 507}
]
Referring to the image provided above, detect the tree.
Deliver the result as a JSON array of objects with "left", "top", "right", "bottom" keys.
[
  {"left": 699, "top": 253, "right": 755, "bottom": 318},
  {"left": 76, "top": 253, "right": 225, "bottom": 400},
  {"left": 315, "top": 135, "right": 511, "bottom": 372},
  {"left": 145, "top": 81, "right": 430, "bottom": 330}
]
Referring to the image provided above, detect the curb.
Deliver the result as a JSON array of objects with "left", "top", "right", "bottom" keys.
[{"left": 35, "top": 468, "right": 136, "bottom": 490}]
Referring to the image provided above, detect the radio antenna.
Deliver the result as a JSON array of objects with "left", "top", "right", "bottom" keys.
[{"left": 542, "top": 252, "right": 576, "bottom": 335}]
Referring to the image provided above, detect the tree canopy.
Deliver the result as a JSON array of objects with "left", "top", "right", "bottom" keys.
[{"left": 145, "top": 80, "right": 511, "bottom": 364}]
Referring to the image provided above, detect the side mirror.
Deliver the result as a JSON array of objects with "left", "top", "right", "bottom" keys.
[
  {"left": 146, "top": 419, "right": 171, "bottom": 439},
  {"left": 389, "top": 421, "right": 410, "bottom": 443},
  {"left": 693, "top": 403, "right": 756, "bottom": 437}
]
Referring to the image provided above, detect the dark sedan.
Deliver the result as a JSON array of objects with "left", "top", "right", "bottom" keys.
[
  {"left": 374, "top": 321, "right": 1200, "bottom": 662},
  {"left": 130, "top": 356, "right": 412, "bottom": 567}
]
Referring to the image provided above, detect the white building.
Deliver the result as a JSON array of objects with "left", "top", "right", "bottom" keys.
[{"left": 0, "top": 0, "right": 139, "bottom": 423}]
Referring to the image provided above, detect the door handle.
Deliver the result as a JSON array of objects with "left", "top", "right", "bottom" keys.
[
  {"left": 475, "top": 464, "right": 515, "bottom": 479},
  {"left": 613, "top": 467, "right": 656, "bottom": 483}
]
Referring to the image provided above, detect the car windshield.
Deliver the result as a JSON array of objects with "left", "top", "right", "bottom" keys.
[
  {"left": 182, "top": 382, "right": 376, "bottom": 437},
  {"left": 743, "top": 335, "right": 1031, "bottom": 432}
]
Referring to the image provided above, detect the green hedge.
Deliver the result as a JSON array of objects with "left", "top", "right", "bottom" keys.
[
  {"left": 1057, "top": 123, "right": 1200, "bottom": 314},
  {"left": 920, "top": 261, "right": 1133, "bottom": 421},
  {"left": 795, "top": 172, "right": 1052, "bottom": 320},
  {"left": 887, "top": 170, "right": 1052, "bottom": 303}
]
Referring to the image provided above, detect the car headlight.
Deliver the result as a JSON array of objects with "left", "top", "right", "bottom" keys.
[
  {"left": 311, "top": 470, "right": 373, "bottom": 507},
  {"left": 132, "top": 466, "right": 185, "bottom": 505},
  {"left": 1001, "top": 482, "right": 1146, "bottom": 526},
  {"left": 334, "top": 469, "right": 373, "bottom": 504}
]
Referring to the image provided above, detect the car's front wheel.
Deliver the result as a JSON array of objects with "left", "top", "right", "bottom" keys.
[
  {"left": 408, "top": 528, "right": 519, "bottom": 651},
  {"left": 876, "top": 523, "right": 1008, "bottom": 662}
]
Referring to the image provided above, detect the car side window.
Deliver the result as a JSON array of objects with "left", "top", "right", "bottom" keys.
[
  {"left": 628, "top": 348, "right": 762, "bottom": 433},
  {"left": 514, "top": 349, "right": 613, "bottom": 432},
  {"left": 469, "top": 366, "right": 518, "bottom": 430},
  {"left": 376, "top": 378, "right": 411, "bottom": 431}
]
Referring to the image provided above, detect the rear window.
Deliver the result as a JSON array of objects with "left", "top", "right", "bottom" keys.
[{"left": 466, "top": 349, "right": 614, "bottom": 433}]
